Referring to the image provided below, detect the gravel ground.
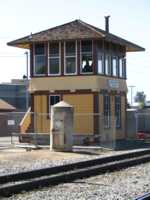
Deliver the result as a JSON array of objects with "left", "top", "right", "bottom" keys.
[
  {"left": 2, "top": 162, "right": 150, "bottom": 200},
  {"left": 0, "top": 148, "right": 150, "bottom": 199},
  {"left": 0, "top": 149, "right": 102, "bottom": 175},
  {"left": 0, "top": 147, "right": 133, "bottom": 176}
]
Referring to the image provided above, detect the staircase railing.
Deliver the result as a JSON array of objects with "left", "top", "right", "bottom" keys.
[{"left": 19, "top": 107, "right": 32, "bottom": 133}]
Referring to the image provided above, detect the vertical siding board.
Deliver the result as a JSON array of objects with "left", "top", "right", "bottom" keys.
[
  {"left": 63, "top": 94, "right": 93, "bottom": 134},
  {"left": 93, "top": 93, "right": 99, "bottom": 135},
  {"left": 30, "top": 94, "right": 34, "bottom": 132}
]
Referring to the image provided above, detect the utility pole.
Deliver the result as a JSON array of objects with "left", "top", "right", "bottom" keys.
[
  {"left": 128, "top": 85, "right": 135, "bottom": 106},
  {"left": 25, "top": 51, "right": 29, "bottom": 110}
]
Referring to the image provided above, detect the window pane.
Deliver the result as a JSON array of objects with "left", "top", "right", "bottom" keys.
[
  {"left": 49, "top": 43, "right": 59, "bottom": 56},
  {"left": 119, "top": 58, "right": 123, "bottom": 77},
  {"left": 105, "top": 55, "right": 111, "bottom": 75},
  {"left": 119, "top": 58, "right": 126, "bottom": 78},
  {"left": 81, "top": 40, "right": 93, "bottom": 73},
  {"left": 122, "top": 59, "right": 126, "bottom": 78},
  {"left": 34, "top": 55, "right": 46, "bottom": 74},
  {"left": 66, "top": 57, "right": 76, "bottom": 74},
  {"left": 35, "top": 44, "right": 45, "bottom": 55},
  {"left": 81, "top": 54, "right": 93, "bottom": 73},
  {"left": 97, "top": 54, "right": 103, "bottom": 74},
  {"left": 49, "top": 58, "right": 59, "bottom": 74},
  {"left": 81, "top": 41, "right": 92, "bottom": 52},
  {"left": 49, "top": 95, "right": 60, "bottom": 107},
  {"left": 112, "top": 57, "right": 117, "bottom": 76},
  {"left": 66, "top": 42, "right": 75, "bottom": 56}
]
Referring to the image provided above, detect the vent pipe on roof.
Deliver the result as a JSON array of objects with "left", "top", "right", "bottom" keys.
[{"left": 105, "top": 16, "right": 110, "bottom": 33}]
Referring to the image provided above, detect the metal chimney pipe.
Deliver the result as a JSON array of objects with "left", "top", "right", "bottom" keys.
[{"left": 105, "top": 16, "right": 110, "bottom": 33}]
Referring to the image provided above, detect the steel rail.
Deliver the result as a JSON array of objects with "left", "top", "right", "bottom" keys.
[{"left": 0, "top": 149, "right": 150, "bottom": 197}]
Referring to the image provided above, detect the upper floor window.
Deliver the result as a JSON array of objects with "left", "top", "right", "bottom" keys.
[
  {"left": 34, "top": 44, "right": 46, "bottom": 75},
  {"left": 97, "top": 53, "right": 104, "bottom": 74},
  {"left": 64, "top": 41, "right": 77, "bottom": 74},
  {"left": 105, "top": 55, "right": 111, "bottom": 76},
  {"left": 112, "top": 56, "right": 118, "bottom": 77},
  {"left": 119, "top": 57, "right": 126, "bottom": 78},
  {"left": 81, "top": 41, "right": 93, "bottom": 74},
  {"left": 48, "top": 42, "right": 60, "bottom": 75}
]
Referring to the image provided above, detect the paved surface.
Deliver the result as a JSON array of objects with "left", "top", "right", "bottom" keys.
[{"left": 0, "top": 136, "right": 19, "bottom": 149}]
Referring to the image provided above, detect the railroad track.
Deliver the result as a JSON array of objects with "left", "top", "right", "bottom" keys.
[
  {"left": 135, "top": 192, "right": 150, "bottom": 200},
  {"left": 1, "top": 149, "right": 150, "bottom": 197}
]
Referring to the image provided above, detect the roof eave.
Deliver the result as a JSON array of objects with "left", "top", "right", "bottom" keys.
[{"left": 126, "top": 46, "right": 145, "bottom": 52}]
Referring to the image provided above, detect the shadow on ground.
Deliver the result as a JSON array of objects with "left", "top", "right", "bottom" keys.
[{"left": 114, "top": 139, "right": 150, "bottom": 151}]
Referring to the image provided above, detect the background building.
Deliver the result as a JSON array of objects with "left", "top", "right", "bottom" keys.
[{"left": 0, "top": 79, "right": 29, "bottom": 112}]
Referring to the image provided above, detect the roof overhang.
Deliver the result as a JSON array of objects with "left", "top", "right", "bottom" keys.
[
  {"left": 7, "top": 19, "right": 145, "bottom": 52},
  {"left": 7, "top": 37, "right": 145, "bottom": 52}
]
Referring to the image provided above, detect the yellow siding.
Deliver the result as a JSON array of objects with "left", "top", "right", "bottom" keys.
[
  {"left": 99, "top": 94, "right": 103, "bottom": 114},
  {"left": 33, "top": 93, "right": 126, "bottom": 139},
  {"left": 63, "top": 94, "right": 93, "bottom": 135},
  {"left": 34, "top": 95, "right": 50, "bottom": 133}
]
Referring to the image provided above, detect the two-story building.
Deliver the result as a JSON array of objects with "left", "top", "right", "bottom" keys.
[{"left": 7, "top": 18, "right": 144, "bottom": 143}]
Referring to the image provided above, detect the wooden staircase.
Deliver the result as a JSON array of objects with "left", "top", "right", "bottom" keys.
[{"left": 19, "top": 107, "right": 33, "bottom": 133}]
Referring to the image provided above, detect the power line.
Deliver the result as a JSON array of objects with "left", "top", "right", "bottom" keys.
[{"left": 0, "top": 56, "right": 24, "bottom": 58}]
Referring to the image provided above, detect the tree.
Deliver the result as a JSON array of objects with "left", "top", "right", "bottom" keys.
[{"left": 134, "top": 91, "right": 146, "bottom": 108}]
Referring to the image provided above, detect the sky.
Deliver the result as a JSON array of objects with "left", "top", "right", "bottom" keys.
[{"left": 0, "top": 0, "right": 150, "bottom": 103}]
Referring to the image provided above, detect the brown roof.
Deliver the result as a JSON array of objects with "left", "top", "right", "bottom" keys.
[
  {"left": 7, "top": 19, "right": 145, "bottom": 52},
  {"left": 0, "top": 99, "right": 16, "bottom": 111}
]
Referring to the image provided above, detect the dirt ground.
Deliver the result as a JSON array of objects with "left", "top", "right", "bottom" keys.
[{"left": 0, "top": 148, "right": 91, "bottom": 162}]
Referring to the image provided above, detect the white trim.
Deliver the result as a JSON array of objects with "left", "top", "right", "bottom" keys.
[
  {"left": 64, "top": 41, "right": 77, "bottom": 75},
  {"left": 80, "top": 40, "right": 94, "bottom": 75},
  {"left": 48, "top": 42, "right": 61, "bottom": 76},
  {"left": 33, "top": 43, "right": 47, "bottom": 76}
]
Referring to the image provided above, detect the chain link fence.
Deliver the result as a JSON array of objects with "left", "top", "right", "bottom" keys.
[
  {"left": 136, "top": 112, "right": 150, "bottom": 140},
  {"left": 0, "top": 112, "right": 117, "bottom": 150}
]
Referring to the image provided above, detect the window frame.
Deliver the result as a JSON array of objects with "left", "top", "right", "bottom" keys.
[
  {"left": 80, "top": 40, "right": 94, "bottom": 74},
  {"left": 115, "top": 95, "right": 121, "bottom": 128},
  {"left": 33, "top": 43, "right": 47, "bottom": 76},
  {"left": 48, "top": 42, "right": 61, "bottom": 76},
  {"left": 64, "top": 41, "right": 77, "bottom": 75},
  {"left": 49, "top": 94, "right": 61, "bottom": 113}
]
